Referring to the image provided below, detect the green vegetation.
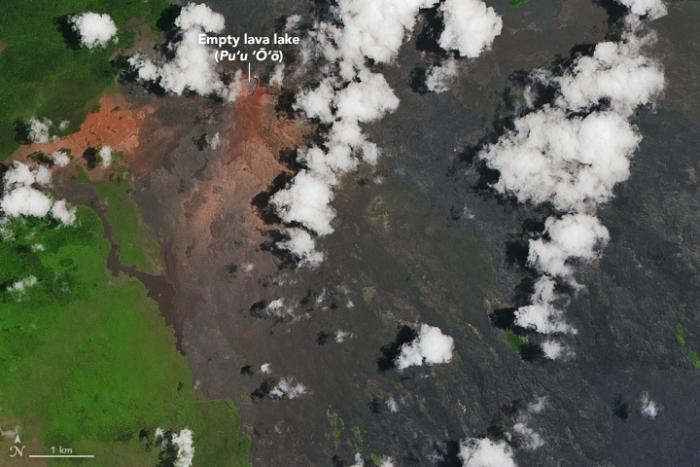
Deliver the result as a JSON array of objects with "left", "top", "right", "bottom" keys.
[
  {"left": 0, "top": 209, "right": 250, "bottom": 465},
  {"left": 676, "top": 324, "right": 700, "bottom": 368},
  {"left": 91, "top": 166, "right": 162, "bottom": 274},
  {"left": 369, "top": 453, "right": 383, "bottom": 466},
  {"left": 511, "top": 0, "right": 529, "bottom": 7},
  {"left": 0, "top": 0, "right": 168, "bottom": 158},
  {"left": 505, "top": 330, "right": 528, "bottom": 353},
  {"left": 351, "top": 425, "right": 364, "bottom": 449},
  {"left": 327, "top": 409, "right": 344, "bottom": 443}
]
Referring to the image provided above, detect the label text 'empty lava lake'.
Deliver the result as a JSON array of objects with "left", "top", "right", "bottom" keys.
[{"left": 199, "top": 33, "right": 301, "bottom": 48}]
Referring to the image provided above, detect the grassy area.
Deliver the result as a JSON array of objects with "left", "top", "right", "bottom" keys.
[
  {"left": 511, "top": 0, "right": 529, "bottom": 7},
  {"left": 0, "top": 0, "right": 168, "bottom": 159},
  {"left": 92, "top": 166, "right": 162, "bottom": 275},
  {"left": 327, "top": 409, "right": 344, "bottom": 443},
  {"left": 505, "top": 330, "right": 528, "bottom": 353},
  {"left": 0, "top": 208, "right": 250, "bottom": 465},
  {"left": 675, "top": 324, "right": 700, "bottom": 368}
]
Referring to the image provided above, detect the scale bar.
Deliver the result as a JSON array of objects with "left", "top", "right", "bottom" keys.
[{"left": 29, "top": 454, "right": 95, "bottom": 458}]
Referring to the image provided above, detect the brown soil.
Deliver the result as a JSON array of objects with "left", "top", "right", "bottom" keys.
[{"left": 10, "top": 94, "right": 155, "bottom": 173}]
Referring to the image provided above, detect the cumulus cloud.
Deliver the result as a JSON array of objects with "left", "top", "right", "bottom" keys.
[
  {"left": 640, "top": 392, "right": 660, "bottom": 419},
  {"left": 378, "top": 457, "right": 395, "bottom": 467},
  {"left": 514, "top": 277, "right": 575, "bottom": 335},
  {"left": 69, "top": 12, "right": 118, "bottom": 48},
  {"left": 26, "top": 117, "right": 53, "bottom": 144},
  {"left": 155, "top": 428, "right": 195, "bottom": 467},
  {"left": 512, "top": 422, "right": 544, "bottom": 451},
  {"left": 51, "top": 150, "right": 71, "bottom": 167},
  {"left": 527, "top": 396, "right": 547, "bottom": 414},
  {"left": 272, "top": 172, "right": 336, "bottom": 235},
  {"left": 459, "top": 438, "right": 516, "bottom": 467},
  {"left": 99, "top": 146, "right": 112, "bottom": 167},
  {"left": 349, "top": 453, "right": 364, "bottom": 467},
  {"left": 325, "top": 0, "right": 440, "bottom": 80},
  {"left": 541, "top": 339, "right": 574, "bottom": 360},
  {"left": 551, "top": 24, "right": 665, "bottom": 115},
  {"left": 171, "top": 429, "right": 195, "bottom": 467},
  {"left": 479, "top": 2, "right": 666, "bottom": 353},
  {"left": 426, "top": 58, "right": 459, "bottom": 93},
  {"left": 269, "top": 64, "right": 285, "bottom": 87},
  {"left": 7, "top": 276, "right": 38, "bottom": 294},
  {"left": 1, "top": 162, "right": 76, "bottom": 224},
  {"left": 438, "top": 0, "right": 503, "bottom": 58},
  {"left": 269, "top": 377, "right": 309, "bottom": 399},
  {"left": 334, "top": 329, "right": 353, "bottom": 343},
  {"left": 618, "top": 0, "right": 667, "bottom": 19},
  {"left": 50, "top": 200, "right": 77, "bottom": 225},
  {"left": 527, "top": 214, "right": 609, "bottom": 283},
  {"left": 277, "top": 227, "right": 326, "bottom": 267},
  {"left": 129, "top": 3, "right": 239, "bottom": 100},
  {"left": 265, "top": 298, "right": 296, "bottom": 319},
  {"left": 273, "top": 0, "right": 501, "bottom": 265},
  {"left": 395, "top": 324, "right": 454, "bottom": 370},
  {"left": 1, "top": 187, "right": 53, "bottom": 218},
  {"left": 480, "top": 108, "right": 641, "bottom": 212}
]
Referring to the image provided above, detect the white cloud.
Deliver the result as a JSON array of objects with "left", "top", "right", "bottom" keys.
[
  {"left": 1, "top": 162, "right": 76, "bottom": 224},
  {"left": 617, "top": 0, "right": 667, "bottom": 19},
  {"left": 274, "top": 0, "right": 501, "bottom": 265},
  {"left": 527, "top": 396, "right": 547, "bottom": 414},
  {"left": 51, "top": 150, "right": 71, "bottom": 167},
  {"left": 334, "top": 329, "right": 353, "bottom": 343},
  {"left": 552, "top": 24, "right": 665, "bottom": 116},
  {"left": 459, "top": 438, "right": 516, "bottom": 467},
  {"left": 271, "top": 172, "right": 335, "bottom": 235},
  {"left": 50, "top": 200, "right": 77, "bottom": 225},
  {"left": 99, "top": 146, "right": 112, "bottom": 167},
  {"left": 378, "top": 457, "right": 395, "bottom": 467},
  {"left": 155, "top": 428, "right": 195, "bottom": 467},
  {"left": 269, "top": 377, "right": 309, "bottom": 399},
  {"left": 285, "top": 14, "right": 303, "bottom": 32},
  {"left": 426, "top": 58, "right": 459, "bottom": 93},
  {"left": 386, "top": 396, "right": 399, "bottom": 413},
  {"left": 541, "top": 339, "right": 574, "bottom": 360},
  {"left": 69, "top": 12, "right": 118, "bottom": 48},
  {"left": 349, "top": 453, "right": 364, "bottom": 467},
  {"left": 5, "top": 161, "right": 45, "bottom": 186},
  {"left": 1, "top": 186, "right": 53, "bottom": 219},
  {"left": 172, "top": 428, "right": 195, "bottom": 467},
  {"left": 269, "top": 64, "right": 285, "bottom": 87},
  {"left": 479, "top": 7, "right": 665, "bottom": 352},
  {"left": 266, "top": 298, "right": 295, "bottom": 319},
  {"left": 640, "top": 392, "right": 660, "bottom": 419},
  {"left": 34, "top": 165, "right": 52, "bottom": 186},
  {"left": 514, "top": 277, "right": 575, "bottom": 335},
  {"left": 209, "top": 132, "right": 221, "bottom": 150},
  {"left": 480, "top": 108, "right": 641, "bottom": 212},
  {"left": 438, "top": 0, "right": 503, "bottom": 58},
  {"left": 277, "top": 228, "right": 326, "bottom": 267},
  {"left": 26, "top": 117, "right": 53, "bottom": 143},
  {"left": 527, "top": 214, "right": 609, "bottom": 283},
  {"left": 129, "top": 3, "right": 240, "bottom": 100},
  {"left": 395, "top": 324, "right": 454, "bottom": 370},
  {"left": 326, "top": 0, "right": 439, "bottom": 80},
  {"left": 512, "top": 422, "right": 544, "bottom": 450},
  {"left": 260, "top": 363, "right": 272, "bottom": 374},
  {"left": 7, "top": 276, "right": 38, "bottom": 294}
]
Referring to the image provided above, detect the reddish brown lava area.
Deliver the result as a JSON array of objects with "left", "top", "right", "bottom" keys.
[
  {"left": 181, "top": 84, "right": 308, "bottom": 244},
  {"left": 10, "top": 94, "right": 154, "bottom": 169}
]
